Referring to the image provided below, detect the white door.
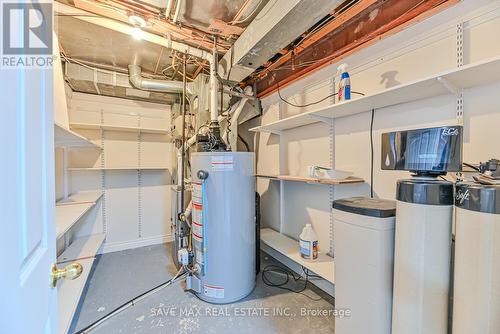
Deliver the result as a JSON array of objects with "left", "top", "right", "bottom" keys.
[{"left": 0, "top": 37, "right": 57, "bottom": 334}]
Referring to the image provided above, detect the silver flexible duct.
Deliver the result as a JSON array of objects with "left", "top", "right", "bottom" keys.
[{"left": 128, "top": 65, "right": 186, "bottom": 93}]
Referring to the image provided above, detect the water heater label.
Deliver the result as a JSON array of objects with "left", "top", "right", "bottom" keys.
[
  {"left": 195, "top": 249, "right": 204, "bottom": 265},
  {"left": 204, "top": 284, "right": 225, "bottom": 299},
  {"left": 211, "top": 156, "right": 234, "bottom": 171},
  {"left": 192, "top": 183, "right": 203, "bottom": 243},
  {"left": 193, "top": 182, "right": 202, "bottom": 199},
  {"left": 192, "top": 203, "right": 203, "bottom": 242}
]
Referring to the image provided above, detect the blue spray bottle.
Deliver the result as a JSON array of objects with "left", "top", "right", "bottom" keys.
[{"left": 337, "top": 63, "right": 351, "bottom": 102}]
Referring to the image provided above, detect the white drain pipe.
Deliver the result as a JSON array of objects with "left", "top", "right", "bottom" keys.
[{"left": 209, "top": 46, "right": 218, "bottom": 123}]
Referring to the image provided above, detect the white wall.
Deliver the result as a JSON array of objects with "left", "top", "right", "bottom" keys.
[
  {"left": 68, "top": 93, "right": 173, "bottom": 253},
  {"left": 253, "top": 0, "right": 500, "bottom": 257}
]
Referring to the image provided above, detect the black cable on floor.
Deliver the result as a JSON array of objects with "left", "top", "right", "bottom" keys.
[
  {"left": 261, "top": 264, "right": 322, "bottom": 301},
  {"left": 302, "top": 266, "right": 322, "bottom": 279},
  {"left": 74, "top": 271, "right": 186, "bottom": 334},
  {"left": 370, "top": 108, "right": 375, "bottom": 198}
]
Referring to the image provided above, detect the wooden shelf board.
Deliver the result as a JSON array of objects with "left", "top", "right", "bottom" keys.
[
  {"left": 250, "top": 56, "right": 500, "bottom": 134},
  {"left": 70, "top": 122, "right": 169, "bottom": 135},
  {"left": 56, "top": 203, "right": 95, "bottom": 239},
  {"left": 67, "top": 167, "right": 169, "bottom": 171},
  {"left": 257, "top": 174, "right": 364, "bottom": 185},
  {"left": 57, "top": 234, "right": 105, "bottom": 334},
  {"left": 54, "top": 124, "right": 100, "bottom": 149},
  {"left": 57, "top": 191, "right": 103, "bottom": 206},
  {"left": 261, "top": 228, "right": 334, "bottom": 284},
  {"left": 278, "top": 175, "right": 364, "bottom": 184},
  {"left": 256, "top": 174, "right": 279, "bottom": 179}
]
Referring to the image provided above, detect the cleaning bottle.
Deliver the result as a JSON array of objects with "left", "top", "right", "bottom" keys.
[
  {"left": 337, "top": 63, "right": 351, "bottom": 102},
  {"left": 299, "top": 224, "right": 318, "bottom": 260}
]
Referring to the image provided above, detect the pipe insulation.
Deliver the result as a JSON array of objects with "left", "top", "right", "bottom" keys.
[{"left": 209, "top": 46, "right": 218, "bottom": 123}]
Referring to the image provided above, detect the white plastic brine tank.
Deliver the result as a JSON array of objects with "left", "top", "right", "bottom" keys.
[
  {"left": 333, "top": 197, "right": 396, "bottom": 334},
  {"left": 453, "top": 183, "right": 500, "bottom": 334},
  {"left": 190, "top": 152, "right": 256, "bottom": 304}
]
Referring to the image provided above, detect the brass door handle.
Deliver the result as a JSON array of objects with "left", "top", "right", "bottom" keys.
[{"left": 50, "top": 263, "right": 83, "bottom": 288}]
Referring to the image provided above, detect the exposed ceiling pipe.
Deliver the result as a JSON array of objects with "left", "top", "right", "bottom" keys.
[
  {"left": 172, "top": 0, "right": 182, "bottom": 24},
  {"left": 165, "top": 0, "right": 173, "bottom": 20},
  {"left": 128, "top": 64, "right": 193, "bottom": 93},
  {"left": 209, "top": 41, "right": 218, "bottom": 123},
  {"left": 54, "top": 2, "right": 211, "bottom": 62},
  {"left": 55, "top": 2, "right": 218, "bottom": 127}
]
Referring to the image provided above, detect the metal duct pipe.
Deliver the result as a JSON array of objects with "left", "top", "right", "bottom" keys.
[
  {"left": 179, "top": 55, "right": 187, "bottom": 213},
  {"left": 128, "top": 64, "right": 190, "bottom": 93}
]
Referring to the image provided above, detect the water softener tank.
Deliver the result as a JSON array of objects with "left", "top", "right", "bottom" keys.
[
  {"left": 189, "top": 152, "right": 255, "bottom": 303},
  {"left": 392, "top": 179, "right": 454, "bottom": 334},
  {"left": 333, "top": 197, "right": 396, "bottom": 334},
  {"left": 453, "top": 183, "right": 500, "bottom": 334}
]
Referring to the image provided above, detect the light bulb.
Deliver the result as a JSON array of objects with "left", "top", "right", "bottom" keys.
[
  {"left": 128, "top": 14, "right": 147, "bottom": 28},
  {"left": 131, "top": 27, "right": 144, "bottom": 40}
]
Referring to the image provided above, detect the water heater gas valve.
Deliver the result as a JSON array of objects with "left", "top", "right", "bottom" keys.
[{"left": 177, "top": 248, "right": 190, "bottom": 266}]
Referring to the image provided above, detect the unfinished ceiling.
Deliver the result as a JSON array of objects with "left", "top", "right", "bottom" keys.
[
  {"left": 56, "top": 0, "right": 460, "bottom": 104},
  {"left": 248, "top": 0, "right": 460, "bottom": 97},
  {"left": 56, "top": 0, "right": 271, "bottom": 103}
]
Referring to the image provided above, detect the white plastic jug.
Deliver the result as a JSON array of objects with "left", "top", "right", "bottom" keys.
[{"left": 299, "top": 224, "right": 318, "bottom": 260}]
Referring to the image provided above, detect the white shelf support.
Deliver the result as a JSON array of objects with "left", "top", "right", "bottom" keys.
[
  {"left": 310, "top": 114, "right": 334, "bottom": 125},
  {"left": 266, "top": 129, "right": 284, "bottom": 136},
  {"left": 456, "top": 21, "right": 465, "bottom": 125},
  {"left": 456, "top": 90, "right": 464, "bottom": 125},
  {"left": 436, "top": 76, "right": 460, "bottom": 96},
  {"left": 250, "top": 56, "right": 500, "bottom": 134},
  {"left": 328, "top": 78, "right": 335, "bottom": 257}
]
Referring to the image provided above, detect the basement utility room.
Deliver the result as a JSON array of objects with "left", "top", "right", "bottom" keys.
[{"left": 2, "top": 1, "right": 500, "bottom": 334}]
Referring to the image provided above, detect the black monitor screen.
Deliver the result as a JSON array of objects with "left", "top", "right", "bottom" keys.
[{"left": 381, "top": 126, "right": 463, "bottom": 173}]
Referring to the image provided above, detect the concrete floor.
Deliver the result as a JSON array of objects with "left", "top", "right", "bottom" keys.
[{"left": 71, "top": 243, "right": 335, "bottom": 334}]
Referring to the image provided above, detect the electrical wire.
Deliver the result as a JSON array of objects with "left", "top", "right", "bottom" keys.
[
  {"left": 277, "top": 83, "right": 365, "bottom": 108},
  {"left": 301, "top": 266, "right": 322, "bottom": 279},
  {"left": 463, "top": 162, "right": 480, "bottom": 171},
  {"left": 370, "top": 108, "right": 375, "bottom": 198},
  {"left": 74, "top": 268, "right": 186, "bottom": 334},
  {"left": 261, "top": 264, "right": 322, "bottom": 301},
  {"left": 229, "top": 0, "right": 265, "bottom": 25},
  {"left": 238, "top": 133, "right": 250, "bottom": 152}
]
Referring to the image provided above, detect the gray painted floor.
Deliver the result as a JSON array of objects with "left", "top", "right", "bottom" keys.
[{"left": 71, "top": 243, "right": 335, "bottom": 334}]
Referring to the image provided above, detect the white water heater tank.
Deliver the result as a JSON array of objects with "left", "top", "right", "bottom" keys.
[
  {"left": 453, "top": 183, "right": 500, "bottom": 334},
  {"left": 392, "top": 179, "right": 454, "bottom": 334},
  {"left": 189, "top": 152, "right": 255, "bottom": 303}
]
